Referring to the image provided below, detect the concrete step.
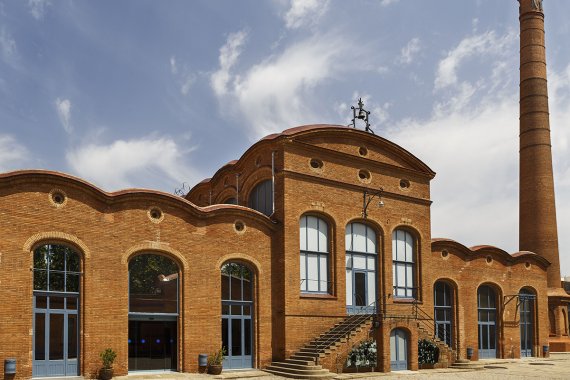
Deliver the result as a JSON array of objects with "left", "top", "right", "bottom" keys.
[
  {"left": 269, "top": 361, "right": 323, "bottom": 370},
  {"left": 449, "top": 360, "right": 485, "bottom": 370},
  {"left": 264, "top": 368, "right": 334, "bottom": 379},
  {"left": 266, "top": 364, "right": 331, "bottom": 376},
  {"left": 284, "top": 358, "right": 315, "bottom": 366}
]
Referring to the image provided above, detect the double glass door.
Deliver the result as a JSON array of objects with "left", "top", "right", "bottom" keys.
[
  {"left": 33, "top": 294, "right": 79, "bottom": 377},
  {"left": 128, "top": 319, "right": 177, "bottom": 371}
]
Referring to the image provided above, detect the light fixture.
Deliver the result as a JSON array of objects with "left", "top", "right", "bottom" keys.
[
  {"left": 350, "top": 97, "right": 374, "bottom": 134},
  {"left": 362, "top": 188, "right": 384, "bottom": 218}
]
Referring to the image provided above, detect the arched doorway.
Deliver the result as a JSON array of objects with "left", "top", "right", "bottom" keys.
[
  {"left": 434, "top": 281, "right": 453, "bottom": 347},
  {"left": 390, "top": 328, "right": 408, "bottom": 371},
  {"left": 477, "top": 285, "right": 498, "bottom": 359},
  {"left": 128, "top": 254, "right": 179, "bottom": 371},
  {"left": 32, "top": 244, "right": 81, "bottom": 377},
  {"left": 345, "top": 222, "right": 377, "bottom": 313},
  {"left": 519, "top": 288, "right": 535, "bottom": 357},
  {"left": 221, "top": 262, "right": 254, "bottom": 369}
]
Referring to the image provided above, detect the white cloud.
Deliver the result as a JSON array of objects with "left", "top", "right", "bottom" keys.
[
  {"left": 284, "top": 0, "right": 329, "bottom": 29},
  {"left": 170, "top": 56, "right": 178, "bottom": 75},
  {"left": 66, "top": 136, "right": 198, "bottom": 191},
  {"left": 398, "top": 37, "right": 421, "bottom": 65},
  {"left": 55, "top": 98, "right": 72, "bottom": 133},
  {"left": 0, "top": 135, "right": 28, "bottom": 171},
  {"left": 380, "top": 0, "right": 400, "bottom": 6},
  {"left": 219, "top": 33, "right": 359, "bottom": 138},
  {"left": 28, "top": 0, "right": 50, "bottom": 20},
  {"left": 435, "top": 30, "right": 516, "bottom": 90},
  {"left": 0, "top": 27, "right": 17, "bottom": 62},
  {"left": 210, "top": 30, "right": 248, "bottom": 97}
]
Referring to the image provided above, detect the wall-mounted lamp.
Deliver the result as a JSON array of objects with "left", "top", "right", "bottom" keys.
[{"left": 362, "top": 188, "right": 384, "bottom": 219}]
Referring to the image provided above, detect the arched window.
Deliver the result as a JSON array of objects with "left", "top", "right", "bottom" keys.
[
  {"left": 478, "top": 285, "right": 498, "bottom": 359},
  {"left": 345, "top": 222, "right": 377, "bottom": 313},
  {"left": 300, "top": 215, "right": 329, "bottom": 293},
  {"left": 434, "top": 281, "right": 453, "bottom": 347},
  {"left": 221, "top": 262, "right": 254, "bottom": 369},
  {"left": 33, "top": 244, "right": 81, "bottom": 377},
  {"left": 519, "top": 288, "right": 536, "bottom": 357},
  {"left": 224, "top": 197, "right": 237, "bottom": 205},
  {"left": 392, "top": 229, "right": 416, "bottom": 298},
  {"left": 248, "top": 180, "right": 273, "bottom": 216},
  {"left": 128, "top": 254, "right": 179, "bottom": 371}
]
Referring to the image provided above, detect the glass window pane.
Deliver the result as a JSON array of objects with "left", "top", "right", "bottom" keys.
[
  {"left": 243, "top": 305, "right": 251, "bottom": 316},
  {"left": 489, "top": 325, "right": 496, "bottom": 349},
  {"left": 355, "top": 272, "right": 366, "bottom": 306},
  {"left": 367, "top": 271, "right": 376, "bottom": 305},
  {"left": 300, "top": 217, "right": 307, "bottom": 251},
  {"left": 353, "top": 223, "right": 367, "bottom": 252},
  {"left": 66, "top": 274, "right": 80, "bottom": 292},
  {"left": 49, "top": 314, "right": 64, "bottom": 360},
  {"left": 50, "top": 296, "right": 65, "bottom": 309},
  {"left": 345, "top": 225, "right": 352, "bottom": 251},
  {"left": 307, "top": 216, "right": 319, "bottom": 252},
  {"left": 397, "top": 264, "right": 406, "bottom": 287},
  {"left": 34, "top": 248, "right": 47, "bottom": 269},
  {"left": 230, "top": 272, "right": 242, "bottom": 301},
  {"left": 307, "top": 254, "right": 319, "bottom": 291},
  {"left": 49, "top": 272, "right": 65, "bottom": 292},
  {"left": 319, "top": 254, "right": 327, "bottom": 292},
  {"left": 405, "top": 232, "right": 414, "bottom": 262},
  {"left": 300, "top": 253, "right": 307, "bottom": 291},
  {"left": 68, "top": 314, "right": 78, "bottom": 359},
  {"left": 392, "top": 235, "right": 398, "bottom": 260},
  {"left": 396, "top": 231, "right": 406, "bottom": 261},
  {"left": 34, "top": 270, "right": 47, "bottom": 291},
  {"left": 222, "top": 304, "right": 230, "bottom": 315},
  {"left": 231, "top": 319, "right": 242, "bottom": 356},
  {"left": 367, "top": 256, "right": 375, "bottom": 270},
  {"left": 318, "top": 219, "right": 328, "bottom": 253},
  {"left": 35, "top": 313, "right": 45, "bottom": 360},
  {"left": 243, "top": 274, "right": 252, "bottom": 301},
  {"left": 222, "top": 318, "right": 229, "bottom": 354},
  {"left": 50, "top": 246, "right": 65, "bottom": 271},
  {"left": 366, "top": 226, "right": 376, "bottom": 254},
  {"left": 222, "top": 272, "right": 230, "bottom": 300},
  {"left": 353, "top": 255, "right": 366, "bottom": 269},
  {"left": 346, "top": 269, "right": 352, "bottom": 305},
  {"left": 406, "top": 265, "right": 414, "bottom": 288},
  {"left": 231, "top": 305, "right": 241, "bottom": 315},
  {"left": 66, "top": 250, "right": 80, "bottom": 272},
  {"left": 67, "top": 297, "right": 77, "bottom": 310},
  {"left": 129, "top": 254, "right": 179, "bottom": 313},
  {"left": 244, "top": 319, "right": 252, "bottom": 355},
  {"left": 35, "top": 296, "right": 47, "bottom": 309}
]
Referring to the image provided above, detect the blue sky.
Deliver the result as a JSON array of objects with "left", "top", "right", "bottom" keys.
[{"left": 1, "top": 0, "right": 570, "bottom": 275}]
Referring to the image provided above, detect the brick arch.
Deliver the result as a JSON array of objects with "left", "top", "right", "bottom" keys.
[
  {"left": 23, "top": 231, "right": 91, "bottom": 259},
  {"left": 121, "top": 242, "right": 189, "bottom": 272},
  {"left": 216, "top": 253, "right": 263, "bottom": 277},
  {"left": 240, "top": 167, "right": 273, "bottom": 204}
]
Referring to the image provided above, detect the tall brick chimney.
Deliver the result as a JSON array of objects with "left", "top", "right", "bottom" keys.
[{"left": 518, "top": 0, "right": 561, "bottom": 288}]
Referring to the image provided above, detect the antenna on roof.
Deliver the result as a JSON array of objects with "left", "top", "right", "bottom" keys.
[
  {"left": 349, "top": 97, "right": 374, "bottom": 134},
  {"left": 174, "top": 182, "right": 190, "bottom": 197}
]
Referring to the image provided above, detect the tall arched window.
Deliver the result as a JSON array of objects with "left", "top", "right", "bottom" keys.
[
  {"left": 221, "top": 262, "right": 254, "bottom": 369},
  {"left": 128, "top": 254, "right": 179, "bottom": 371},
  {"left": 300, "top": 215, "right": 329, "bottom": 293},
  {"left": 248, "top": 180, "right": 273, "bottom": 216},
  {"left": 33, "top": 244, "right": 81, "bottom": 377},
  {"left": 434, "top": 281, "right": 453, "bottom": 347},
  {"left": 519, "top": 288, "right": 535, "bottom": 357},
  {"left": 392, "top": 229, "right": 416, "bottom": 298},
  {"left": 345, "top": 222, "right": 377, "bottom": 313},
  {"left": 478, "top": 285, "right": 498, "bottom": 359}
]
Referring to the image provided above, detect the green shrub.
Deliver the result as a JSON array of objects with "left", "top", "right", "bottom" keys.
[
  {"left": 99, "top": 348, "right": 117, "bottom": 369},
  {"left": 346, "top": 339, "right": 377, "bottom": 368},
  {"left": 418, "top": 339, "right": 439, "bottom": 364}
]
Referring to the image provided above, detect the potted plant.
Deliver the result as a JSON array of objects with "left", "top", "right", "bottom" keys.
[
  {"left": 99, "top": 348, "right": 117, "bottom": 380},
  {"left": 207, "top": 347, "right": 226, "bottom": 375}
]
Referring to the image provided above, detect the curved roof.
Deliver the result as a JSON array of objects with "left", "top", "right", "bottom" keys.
[
  {"left": 188, "top": 124, "right": 435, "bottom": 196},
  {"left": 432, "top": 238, "right": 551, "bottom": 268},
  {"left": 0, "top": 170, "right": 276, "bottom": 229}
]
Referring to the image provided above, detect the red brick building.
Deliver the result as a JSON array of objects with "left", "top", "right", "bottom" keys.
[{"left": 0, "top": 0, "right": 567, "bottom": 379}]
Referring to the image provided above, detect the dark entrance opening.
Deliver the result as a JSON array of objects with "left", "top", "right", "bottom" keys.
[{"left": 128, "top": 320, "right": 177, "bottom": 371}]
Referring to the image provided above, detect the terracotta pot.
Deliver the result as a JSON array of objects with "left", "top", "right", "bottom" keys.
[
  {"left": 99, "top": 367, "right": 113, "bottom": 380},
  {"left": 207, "top": 364, "right": 223, "bottom": 375}
]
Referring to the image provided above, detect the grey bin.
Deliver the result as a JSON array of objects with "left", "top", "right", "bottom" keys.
[
  {"left": 198, "top": 353, "right": 208, "bottom": 367},
  {"left": 4, "top": 358, "right": 16, "bottom": 375}
]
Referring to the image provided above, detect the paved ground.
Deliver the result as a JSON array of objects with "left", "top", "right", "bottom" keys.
[{"left": 113, "top": 354, "right": 570, "bottom": 380}]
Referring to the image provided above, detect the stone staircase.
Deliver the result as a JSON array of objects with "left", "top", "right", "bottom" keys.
[{"left": 264, "top": 314, "right": 373, "bottom": 379}]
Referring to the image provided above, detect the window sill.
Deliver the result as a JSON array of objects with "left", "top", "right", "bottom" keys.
[
  {"left": 392, "top": 297, "right": 420, "bottom": 304},
  {"left": 300, "top": 293, "right": 337, "bottom": 300}
]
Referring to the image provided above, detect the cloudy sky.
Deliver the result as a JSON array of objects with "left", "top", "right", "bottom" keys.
[{"left": 1, "top": 0, "right": 569, "bottom": 274}]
